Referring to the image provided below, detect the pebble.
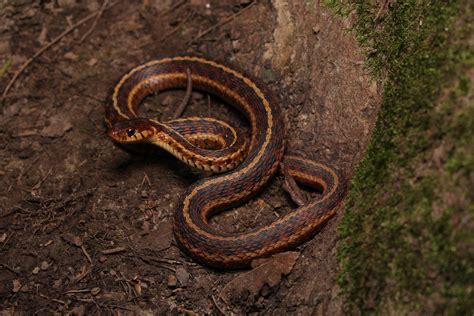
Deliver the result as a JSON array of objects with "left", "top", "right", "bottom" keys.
[
  {"left": 40, "top": 261, "right": 49, "bottom": 271},
  {"left": 91, "top": 287, "right": 101, "bottom": 295},
  {"left": 86, "top": 58, "right": 98, "bottom": 66},
  {"left": 167, "top": 274, "right": 177, "bottom": 288},
  {"left": 175, "top": 267, "right": 190, "bottom": 287},
  {"left": 64, "top": 52, "right": 79, "bottom": 61}
]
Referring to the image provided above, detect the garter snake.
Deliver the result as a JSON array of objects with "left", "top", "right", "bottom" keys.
[{"left": 105, "top": 56, "right": 347, "bottom": 269}]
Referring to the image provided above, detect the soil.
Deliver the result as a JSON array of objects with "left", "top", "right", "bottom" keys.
[{"left": 0, "top": 0, "right": 380, "bottom": 314}]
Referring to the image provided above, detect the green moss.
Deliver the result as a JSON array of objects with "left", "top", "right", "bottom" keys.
[
  {"left": 0, "top": 58, "right": 12, "bottom": 78},
  {"left": 325, "top": 0, "right": 473, "bottom": 313}
]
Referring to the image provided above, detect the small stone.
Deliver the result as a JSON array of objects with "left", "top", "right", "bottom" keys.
[
  {"left": 40, "top": 261, "right": 49, "bottom": 271},
  {"left": 90, "top": 287, "right": 101, "bottom": 295},
  {"left": 99, "top": 256, "right": 107, "bottom": 263},
  {"left": 42, "top": 240, "right": 53, "bottom": 247},
  {"left": 62, "top": 233, "right": 83, "bottom": 247},
  {"left": 12, "top": 280, "right": 21, "bottom": 293},
  {"left": 133, "top": 280, "right": 142, "bottom": 295},
  {"left": 64, "top": 52, "right": 79, "bottom": 61},
  {"left": 232, "top": 40, "right": 240, "bottom": 52},
  {"left": 167, "top": 275, "right": 177, "bottom": 288},
  {"left": 38, "top": 26, "right": 48, "bottom": 45},
  {"left": 86, "top": 58, "right": 98, "bottom": 66},
  {"left": 262, "top": 44, "right": 274, "bottom": 61},
  {"left": 32, "top": 267, "right": 40, "bottom": 275},
  {"left": 142, "top": 221, "right": 150, "bottom": 234},
  {"left": 175, "top": 267, "right": 190, "bottom": 287},
  {"left": 0, "top": 233, "right": 6, "bottom": 243}
]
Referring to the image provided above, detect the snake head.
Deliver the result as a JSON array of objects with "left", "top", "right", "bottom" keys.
[{"left": 107, "top": 118, "right": 158, "bottom": 143}]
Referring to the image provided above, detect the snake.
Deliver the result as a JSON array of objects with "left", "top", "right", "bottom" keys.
[{"left": 105, "top": 56, "right": 347, "bottom": 269}]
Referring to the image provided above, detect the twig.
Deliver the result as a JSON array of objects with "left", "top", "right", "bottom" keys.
[
  {"left": 159, "top": 0, "right": 188, "bottom": 17},
  {"left": 156, "top": 10, "right": 195, "bottom": 45},
  {"left": 39, "top": 293, "right": 66, "bottom": 305},
  {"left": 191, "top": 0, "right": 257, "bottom": 43},
  {"left": 73, "top": 265, "right": 92, "bottom": 284},
  {"left": 375, "top": 0, "right": 390, "bottom": 20},
  {"left": 138, "top": 255, "right": 182, "bottom": 271},
  {"left": 102, "top": 246, "right": 127, "bottom": 254},
  {"left": 141, "top": 172, "right": 152, "bottom": 187},
  {"left": 30, "top": 167, "right": 53, "bottom": 191},
  {"left": 212, "top": 295, "right": 227, "bottom": 316},
  {"left": 0, "top": 232, "right": 14, "bottom": 251},
  {"left": 1, "top": 1, "right": 118, "bottom": 103},
  {"left": 81, "top": 245, "right": 93, "bottom": 264},
  {"left": 0, "top": 263, "right": 19, "bottom": 275},
  {"left": 82, "top": 93, "right": 105, "bottom": 103},
  {"left": 79, "top": 0, "right": 110, "bottom": 43},
  {"left": 17, "top": 157, "right": 40, "bottom": 185},
  {"left": 64, "top": 288, "right": 91, "bottom": 294},
  {"left": 172, "top": 68, "right": 192, "bottom": 119}
]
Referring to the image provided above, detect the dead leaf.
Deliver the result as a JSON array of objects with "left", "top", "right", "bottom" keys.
[
  {"left": 220, "top": 252, "right": 299, "bottom": 303},
  {"left": 175, "top": 267, "right": 190, "bottom": 287},
  {"left": 38, "top": 26, "right": 48, "bottom": 46},
  {"left": 64, "top": 52, "right": 79, "bottom": 61},
  {"left": 167, "top": 274, "right": 177, "bottom": 288},
  {"left": 101, "top": 246, "right": 127, "bottom": 255},
  {"left": 40, "top": 113, "right": 73, "bottom": 138},
  {"left": 135, "top": 221, "right": 173, "bottom": 252},
  {"left": 62, "top": 233, "right": 83, "bottom": 247},
  {"left": 90, "top": 287, "right": 101, "bottom": 295}
]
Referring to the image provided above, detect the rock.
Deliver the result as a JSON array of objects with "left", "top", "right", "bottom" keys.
[
  {"left": 40, "top": 261, "right": 49, "bottom": 271},
  {"left": 175, "top": 267, "right": 190, "bottom": 287},
  {"left": 167, "top": 274, "right": 177, "bottom": 288}
]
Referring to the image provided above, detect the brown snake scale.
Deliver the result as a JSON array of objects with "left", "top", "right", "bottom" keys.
[{"left": 105, "top": 56, "right": 347, "bottom": 269}]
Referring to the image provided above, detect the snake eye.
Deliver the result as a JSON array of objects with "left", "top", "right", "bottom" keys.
[{"left": 127, "top": 128, "right": 136, "bottom": 137}]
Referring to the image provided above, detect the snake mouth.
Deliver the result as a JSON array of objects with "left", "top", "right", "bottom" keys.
[{"left": 106, "top": 118, "right": 155, "bottom": 143}]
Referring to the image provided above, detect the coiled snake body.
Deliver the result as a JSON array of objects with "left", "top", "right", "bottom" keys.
[{"left": 105, "top": 56, "right": 347, "bottom": 269}]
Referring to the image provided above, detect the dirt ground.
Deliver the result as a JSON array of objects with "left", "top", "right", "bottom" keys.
[{"left": 0, "top": 0, "right": 380, "bottom": 314}]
